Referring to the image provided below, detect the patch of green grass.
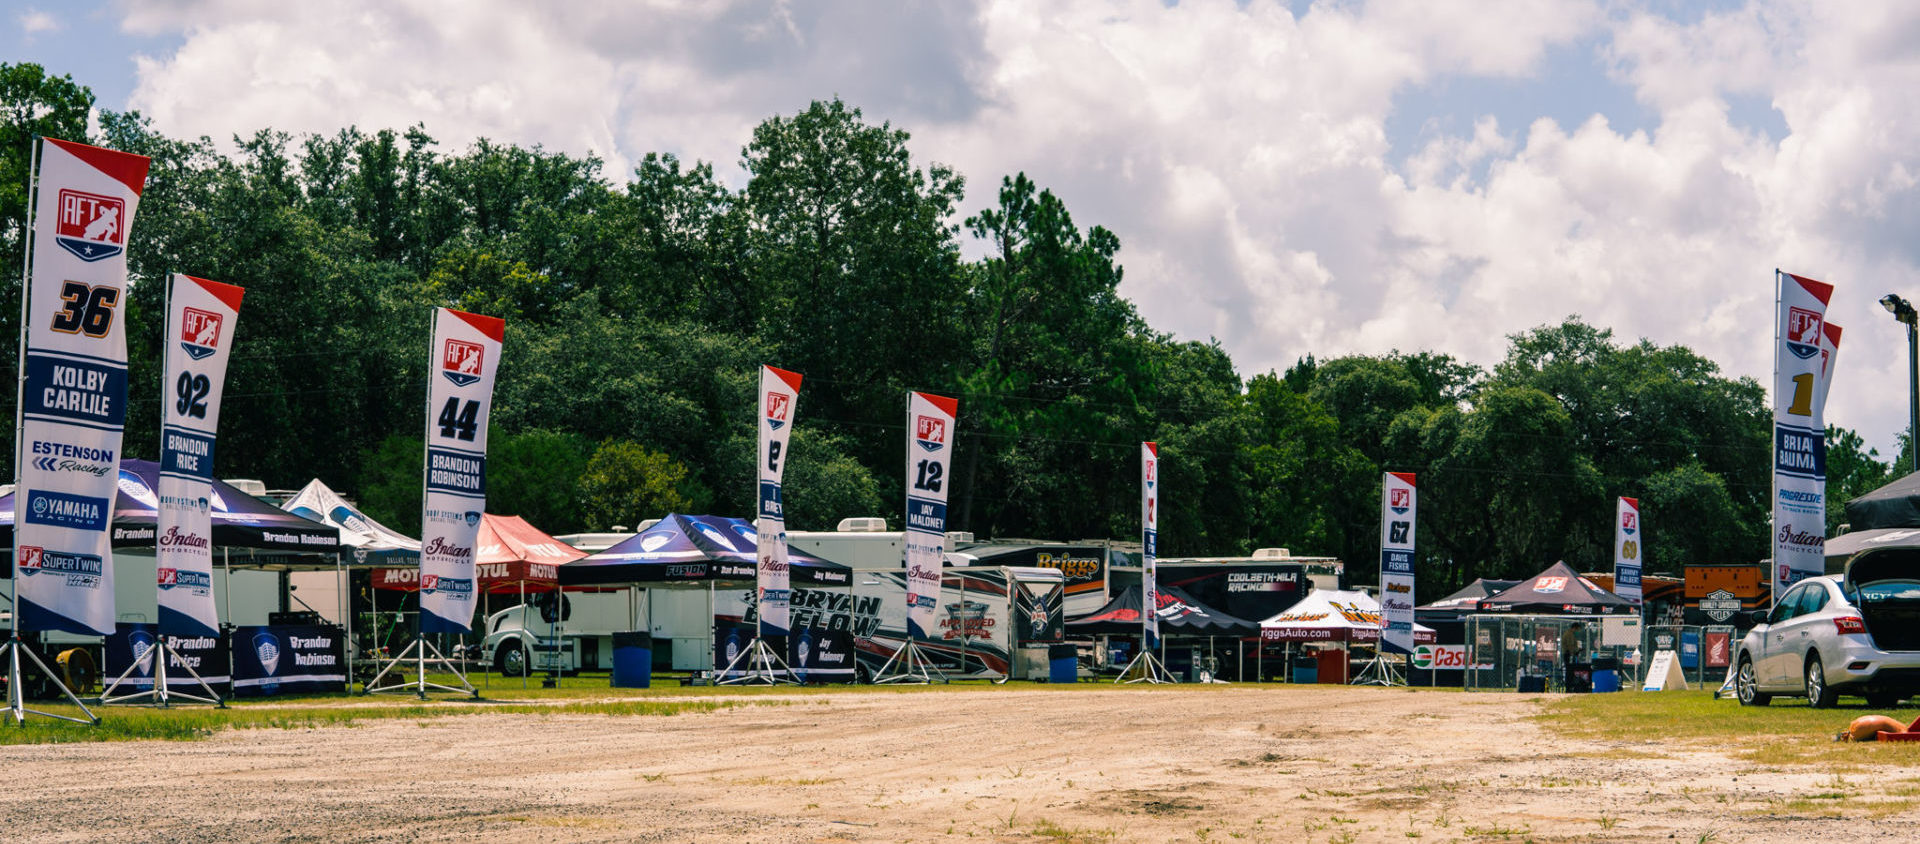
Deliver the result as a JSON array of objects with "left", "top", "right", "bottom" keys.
[
  {"left": 1027, "top": 818, "right": 1116, "bottom": 842},
  {"left": 1540, "top": 689, "right": 1920, "bottom": 768}
]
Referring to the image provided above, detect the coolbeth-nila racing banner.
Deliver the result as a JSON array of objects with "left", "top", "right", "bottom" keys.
[
  {"left": 419, "top": 307, "right": 503, "bottom": 634},
  {"left": 156, "top": 273, "right": 244, "bottom": 637},
  {"left": 903, "top": 391, "right": 957, "bottom": 640},
  {"left": 15, "top": 137, "right": 150, "bottom": 635}
]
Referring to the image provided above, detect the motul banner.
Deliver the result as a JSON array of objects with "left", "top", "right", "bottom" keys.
[
  {"left": 757, "top": 366, "right": 803, "bottom": 637},
  {"left": 157, "top": 273, "right": 244, "bottom": 637},
  {"left": 1613, "top": 497, "right": 1641, "bottom": 607},
  {"left": 14, "top": 137, "right": 149, "bottom": 635},
  {"left": 1772, "top": 271, "right": 1833, "bottom": 599},
  {"left": 1142, "top": 442, "right": 1160, "bottom": 649},
  {"left": 1379, "top": 472, "right": 1417, "bottom": 655},
  {"left": 903, "top": 391, "right": 957, "bottom": 640},
  {"left": 419, "top": 307, "right": 503, "bottom": 634}
]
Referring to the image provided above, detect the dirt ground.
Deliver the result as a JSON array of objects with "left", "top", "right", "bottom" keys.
[{"left": 1, "top": 685, "right": 1916, "bottom": 843}]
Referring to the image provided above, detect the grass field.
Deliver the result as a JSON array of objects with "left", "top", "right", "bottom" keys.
[{"left": 1544, "top": 688, "right": 1920, "bottom": 769}]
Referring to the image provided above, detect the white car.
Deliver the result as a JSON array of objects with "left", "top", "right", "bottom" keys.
[{"left": 1734, "top": 558, "right": 1920, "bottom": 708}]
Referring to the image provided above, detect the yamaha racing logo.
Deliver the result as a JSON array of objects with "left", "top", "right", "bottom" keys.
[{"left": 54, "top": 189, "right": 127, "bottom": 262}]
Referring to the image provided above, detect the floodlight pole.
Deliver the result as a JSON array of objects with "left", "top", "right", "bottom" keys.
[{"left": 1882, "top": 293, "right": 1920, "bottom": 472}]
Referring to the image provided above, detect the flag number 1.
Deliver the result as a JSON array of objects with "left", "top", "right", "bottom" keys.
[
  {"left": 1786, "top": 373, "right": 1814, "bottom": 417},
  {"left": 438, "top": 397, "right": 479, "bottom": 441}
]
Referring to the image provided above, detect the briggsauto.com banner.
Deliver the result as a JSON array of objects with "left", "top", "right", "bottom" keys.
[{"left": 15, "top": 137, "right": 150, "bottom": 635}]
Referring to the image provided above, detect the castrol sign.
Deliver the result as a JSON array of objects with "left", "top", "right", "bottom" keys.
[{"left": 1411, "top": 643, "right": 1466, "bottom": 670}]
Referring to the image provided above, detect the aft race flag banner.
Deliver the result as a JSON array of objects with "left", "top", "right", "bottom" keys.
[
  {"left": 1379, "top": 472, "right": 1417, "bottom": 655},
  {"left": 757, "top": 366, "right": 803, "bottom": 637},
  {"left": 1772, "top": 271, "right": 1834, "bottom": 600},
  {"left": 1613, "top": 497, "right": 1642, "bottom": 607},
  {"left": 156, "top": 274, "right": 244, "bottom": 637},
  {"left": 419, "top": 307, "right": 503, "bottom": 634},
  {"left": 1818, "top": 322, "right": 1842, "bottom": 417},
  {"left": 15, "top": 137, "right": 150, "bottom": 635},
  {"left": 1142, "top": 442, "right": 1159, "bottom": 649},
  {"left": 903, "top": 391, "right": 957, "bottom": 640}
]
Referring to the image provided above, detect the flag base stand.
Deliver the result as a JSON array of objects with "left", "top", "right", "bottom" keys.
[
  {"left": 2, "top": 634, "right": 99, "bottom": 726},
  {"left": 1353, "top": 650, "right": 1404, "bottom": 686},
  {"left": 873, "top": 639, "right": 947, "bottom": 685},
  {"left": 97, "top": 640, "right": 224, "bottom": 708},
  {"left": 1116, "top": 648, "right": 1175, "bottom": 684},
  {"left": 718, "top": 637, "right": 797, "bottom": 686},
  {"left": 364, "top": 637, "right": 477, "bottom": 699}
]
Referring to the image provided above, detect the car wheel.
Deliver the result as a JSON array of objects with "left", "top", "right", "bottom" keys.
[
  {"left": 1805, "top": 654, "right": 1839, "bottom": 708},
  {"left": 1867, "top": 693, "right": 1905, "bottom": 709},
  {"left": 495, "top": 640, "right": 528, "bottom": 676},
  {"left": 1736, "top": 656, "right": 1770, "bottom": 706}
]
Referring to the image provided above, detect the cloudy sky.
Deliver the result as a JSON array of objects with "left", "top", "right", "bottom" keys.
[{"left": 14, "top": 0, "right": 1920, "bottom": 456}]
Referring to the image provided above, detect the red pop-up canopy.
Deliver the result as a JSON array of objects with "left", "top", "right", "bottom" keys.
[{"left": 374, "top": 514, "right": 589, "bottom": 593}]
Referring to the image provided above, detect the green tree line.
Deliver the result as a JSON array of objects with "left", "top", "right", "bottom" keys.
[{"left": 0, "top": 64, "right": 1898, "bottom": 600}]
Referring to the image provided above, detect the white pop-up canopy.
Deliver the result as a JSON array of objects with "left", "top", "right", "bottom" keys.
[
  {"left": 1259, "top": 589, "right": 1436, "bottom": 644},
  {"left": 282, "top": 479, "right": 421, "bottom": 564}
]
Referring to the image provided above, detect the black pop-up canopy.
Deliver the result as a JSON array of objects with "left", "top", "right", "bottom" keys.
[
  {"left": 1416, "top": 578, "right": 1520, "bottom": 622},
  {"left": 556, "top": 513, "right": 850, "bottom": 587},
  {"left": 0, "top": 459, "right": 340, "bottom": 575},
  {"left": 1846, "top": 470, "right": 1920, "bottom": 531},
  {"left": 1066, "top": 584, "right": 1260, "bottom": 637},
  {"left": 1479, "top": 561, "right": 1633, "bottom": 615}
]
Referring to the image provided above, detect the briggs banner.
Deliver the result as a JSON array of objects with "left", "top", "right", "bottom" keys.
[
  {"left": 15, "top": 137, "right": 150, "bottom": 635},
  {"left": 419, "top": 307, "right": 503, "bottom": 634},
  {"left": 1142, "top": 442, "right": 1160, "bottom": 648},
  {"left": 1379, "top": 472, "right": 1417, "bottom": 655},
  {"left": 757, "top": 366, "right": 804, "bottom": 638},
  {"left": 157, "top": 274, "right": 244, "bottom": 637},
  {"left": 1613, "top": 497, "right": 1642, "bottom": 607},
  {"left": 904, "top": 391, "right": 957, "bottom": 640},
  {"left": 1772, "top": 271, "right": 1834, "bottom": 599}
]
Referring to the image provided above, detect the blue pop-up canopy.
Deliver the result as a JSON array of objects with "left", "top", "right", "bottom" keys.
[
  {"left": 0, "top": 458, "right": 340, "bottom": 576},
  {"left": 557, "top": 513, "right": 850, "bottom": 587}
]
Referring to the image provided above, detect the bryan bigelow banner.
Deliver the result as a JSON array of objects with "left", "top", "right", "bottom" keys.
[
  {"left": 157, "top": 274, "right": 244, "bottom": 637},
  {"left": 903, "top": 391, "right": 957, "bottom": 641},
  {"left": 15, "top": 137, "right": 150, "bottom": 635},
  {"left": 757, "top": 366, "right": 803, "bottom": 638},
  {"left": 1772, "top": 270, "right": 1833, "bottom": 599},
  {"left": 1142, "top": 442, "right": 1160, "bottom": 648},
  {"left": 419, "top": 308, "right": 503, "bottom": 634},
  {"left": 1379, "top": 472, "right": 1417, "bottom": 655}
]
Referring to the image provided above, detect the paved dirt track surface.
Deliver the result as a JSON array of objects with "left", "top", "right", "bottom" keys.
[{"left": 2, "top": 685, "right": 1916, "bottom": 842}]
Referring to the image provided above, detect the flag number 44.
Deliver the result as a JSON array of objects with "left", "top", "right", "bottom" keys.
[{"left": 438, "top": 397, "right": 479, "bottom": 441}]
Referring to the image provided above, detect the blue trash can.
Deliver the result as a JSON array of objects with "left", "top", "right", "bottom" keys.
[
  {"left": 1048, "top": 644, "right": 1078, "bottom": 683},
  {"left": 612, "top": 631, "right": 652, "bottom": 688},
  {"left": 1592, "top": 669, "right": 1620, "bottom": 693},
  {"left": 1291, "top": 655, "right": 1318, "bottom": 684}
]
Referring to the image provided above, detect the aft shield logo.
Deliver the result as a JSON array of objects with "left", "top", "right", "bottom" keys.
[
  {"left": 1535, "top": 576, "right": 1568, "bottom": 594},
  {"left": 915, "top": 415, "right": 946, "bottom": 452},
  {"left": 1389, "top": 487, "right": 1410, "bottom": 514},
  {"left": 1786, "top": 307, "right": 1824, "bottom": 360},
  {"left": 765, "top": 391, "right": 791, "bottom": 429},
  {"left": 441, "top": 339, "right": 483, "bottom": 386},
  {"left": 179, "top": 307, "right": 223, "bottom": 360},
  {"left": 1621, "top": 510, "right": 1637, "bottom": 535},
  {"left": 54, "top": 189, "right": 127, "bottom": 262}
]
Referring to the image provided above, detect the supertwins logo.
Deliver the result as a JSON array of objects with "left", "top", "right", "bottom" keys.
[
  {"left": 915, "top": 415, "right": 946, "bottom": 452},
  {"left": 1389, "top": 487, "right": 1411, "bottom": 515},
  {"left": 180, "top": 307, "right": 223, "bottom": 360},
  {"left": 156, "top": 567, "right": 212, "bottom": 591},
  {"left": 442, "top": 339, "right": 484, "bottom": 386},
  {"left": 55, "top": 189, "right": 126, "bottom": 262},
  {"left": 765, "top": 391, "right": 791, "bottom": 429},
  {"left": 419, "top": 574, "right": 474, "bottom": 596},
  {"left": 1786, "top": 307, "right": 1823, "bottom": 359}
]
